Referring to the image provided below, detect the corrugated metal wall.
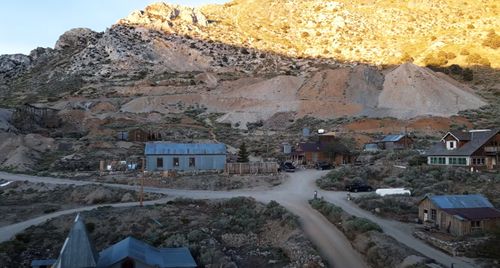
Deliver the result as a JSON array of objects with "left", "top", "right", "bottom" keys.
[{"left": 146, "top": 155, "right": 226, "bottom": 171}]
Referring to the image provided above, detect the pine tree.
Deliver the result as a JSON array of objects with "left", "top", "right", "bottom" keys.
[{"left": 237, "top": 142, "right": 250, "bottom": 163}]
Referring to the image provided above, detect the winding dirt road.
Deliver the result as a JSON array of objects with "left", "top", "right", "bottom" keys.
[{"left": 0, "top": 170, "right": 475, "bottom": 268}]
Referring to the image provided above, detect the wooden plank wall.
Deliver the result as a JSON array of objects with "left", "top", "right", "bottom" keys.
[{"left": 225, "top": 162, "right": 278, "bottom": 175}]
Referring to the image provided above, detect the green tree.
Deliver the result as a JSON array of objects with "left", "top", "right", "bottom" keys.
[{"left": 237, "top": 142, "right": 250, "bottom": 163}]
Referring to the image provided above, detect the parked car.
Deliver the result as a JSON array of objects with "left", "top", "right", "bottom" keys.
[
  {"left": 279, "top": 162, "right": 296, "bottom": 172},
  {"left": 315, "top": 161, "right": 333, "bottom": 170},
  {"left": 345, "top": 182, "right": 373, "bottom": 192}
]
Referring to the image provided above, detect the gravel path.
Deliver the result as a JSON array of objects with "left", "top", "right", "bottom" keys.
[{"left": 0, "top": 170, "right": 476, "bottom": 268}]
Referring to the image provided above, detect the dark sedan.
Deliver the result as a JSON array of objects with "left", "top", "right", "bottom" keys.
[{"left": 345, "top": 182, "right": 373, "bottom": 192}]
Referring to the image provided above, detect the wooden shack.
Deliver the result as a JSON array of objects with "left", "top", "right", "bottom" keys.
[{"left": 418, "top": 194, "right": 500, "bottom": 236}]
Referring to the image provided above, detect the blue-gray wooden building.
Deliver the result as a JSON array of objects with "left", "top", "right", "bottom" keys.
[{"left": 145, "top": 142, "right": 227, "bottom": 172}]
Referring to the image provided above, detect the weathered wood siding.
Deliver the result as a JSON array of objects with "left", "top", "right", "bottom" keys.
[{"left": 225, "top": 162, "right": 278, "bottom": 174}]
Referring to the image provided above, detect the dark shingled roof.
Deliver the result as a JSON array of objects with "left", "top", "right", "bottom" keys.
[
  {"left": 446, "top": 131, "right": 471, "bottom": 141},
  {"left": 297, "top": 141, "right": 350, "bottom": 154},
  {"left": 442, "top": 207, "right": 500, "bottom": 221},
  {"left": 427, "top": 129, "right": 500, "bottom": 156}
]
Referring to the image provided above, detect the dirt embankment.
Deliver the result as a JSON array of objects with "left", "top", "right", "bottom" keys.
[
  {"left": 0, "top": 181, "right": 162, "bottom": 227},
  {"left": 0, "top": 198, "right": 325, "bottom": 268},
  {"left": 97, "top": 173, "right": 285, "bottom": 191}
]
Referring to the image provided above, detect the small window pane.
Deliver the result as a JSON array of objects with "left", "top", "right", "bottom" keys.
[
  {"left": 189, "top": 157, "right": 196, "bottom": 167},
  {"left": 173, "top": 157, "right": 180, "bottom": 167}
]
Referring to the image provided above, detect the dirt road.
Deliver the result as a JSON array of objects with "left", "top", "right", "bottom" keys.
[{"left": 0, "top": 170, "right": 476, "bottom": 267}]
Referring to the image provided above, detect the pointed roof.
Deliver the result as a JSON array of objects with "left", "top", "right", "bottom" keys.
[
  {"left": 428, "top": 128, "right": 500, "bottom": 156},
  {"left": 52, "top": 214, "right": 99, "bottom": 268},
  {"left": 97, "top": 237, "right": 196, "bottom": 268}
]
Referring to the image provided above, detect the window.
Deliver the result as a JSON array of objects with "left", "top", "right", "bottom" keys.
[
  {"left": 430, "top": 157, "right": 447, "bottom": 165},
  {"left": 431, "top": 209, "right": 437, "bottom": 221},
  {"left": 471, "top": 221, "right": 481, "bottom": 230},
  {"left": 156, "top": 158, "right": 163, "bottom": 169},
  {"left": 173, "top": 157, "right": 180, "bottom": 167},
  {"left": 472, "top": 158, "right": 485, "bottom": 165},
  {"left": 449, "top": 157, "right": 467, "bottom": 165},
  {"left": 446, "top": 140, "right": 457, "bottom": 150},
  {"left": 189, "top": 157, "right": 196, "bottom": 167}
]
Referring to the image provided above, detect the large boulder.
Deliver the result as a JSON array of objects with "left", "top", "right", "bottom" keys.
[{"left": 55, "top": 28, "right": 100, "bottom": 51}]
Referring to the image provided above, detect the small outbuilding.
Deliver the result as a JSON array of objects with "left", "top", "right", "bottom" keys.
[
  {"left": 145, "top": 142, "right": 227, "bottom": 172},
  {"left": 418, "top": 194, "right": 500, "bottom": 236},
  {"left": 377, "top": 134, "right": 413, "bottom": 150}
]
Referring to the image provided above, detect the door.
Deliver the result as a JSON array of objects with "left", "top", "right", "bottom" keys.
[{"left": 423, "top": 209, "right": 428, "bottom": 222}]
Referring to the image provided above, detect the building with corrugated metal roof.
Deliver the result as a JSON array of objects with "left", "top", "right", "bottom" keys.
[
  {"left": 418, "top": 194, "right": 500, "bottom": 236},
  {"left": 376, "top": 134, "right": 413, "bottom": 150},
  {"left": 145, "top": 142, "right": 227, "bottom": 172},
  {"left": 32, "top": 215, "right": 197, "bottom": 268}
]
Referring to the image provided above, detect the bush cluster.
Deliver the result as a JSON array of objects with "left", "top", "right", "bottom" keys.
[{"left": 482, "top": 30, "right": 500, "bottom": 49}]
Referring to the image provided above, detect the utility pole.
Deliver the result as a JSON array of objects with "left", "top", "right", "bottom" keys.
[{"left": 140, "top": 158, "right": 145, "bottom": 207}]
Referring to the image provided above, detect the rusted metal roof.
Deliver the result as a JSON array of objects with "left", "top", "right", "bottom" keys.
[{"left": 442, "top": 207, "right": 500, "bottom": 221}]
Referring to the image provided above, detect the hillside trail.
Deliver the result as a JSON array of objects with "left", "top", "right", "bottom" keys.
[{"left": 0, "top": 171, "right": 475, "bottom": 268}]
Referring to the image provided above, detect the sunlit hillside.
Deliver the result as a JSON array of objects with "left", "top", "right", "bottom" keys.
[{"left": 118, "top": 0, "right": 500, "bottom": 67}]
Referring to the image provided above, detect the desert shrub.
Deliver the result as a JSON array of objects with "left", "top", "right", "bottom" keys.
[
  {"left": 85, "top": 222, "right": 95, "bottom": 233},
  {"left": 309, "top": 198, "right": 343, "bottom": 221},
  {"left": 164, "top": 233, "right": 189, "bottom": 247},
  {"left": 187, "top": 229, "right": 207, "bottom": 242},
  {"left": 354, "top": 194, "right": 418, "bottom": 222},
  {"left": 466, "top": 53, "right": 491, "bottom": 66},
  {"left": 423, "top": 53, "right": 448, "bottom": 66},
  {"left": 408, "top": 155, "right": 427, "bottom": 166},
  {"left": 463, "top": 68, "right": 473, "bottom": 81},
  {"left": 448, "top": 64, "right": 463, "bottom": 75},
  {"left": 482, "top": 30, "right": 500, "bottom": 49},
  {"left": 345, "top": 217, "right": 382, "bottom": 235},
  {"left": 470, "top": 228, "right": 500, "bottom": 260}
]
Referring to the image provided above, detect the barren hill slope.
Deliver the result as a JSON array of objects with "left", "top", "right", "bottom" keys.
[{"left": 378, "top": 63, "right": 487, "bottom": 119}]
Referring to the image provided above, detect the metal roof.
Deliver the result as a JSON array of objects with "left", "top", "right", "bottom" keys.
[
  {"left": 31, "top": 259, "right": 56, "bottom": 266},
  {"left": 442, "top": 207, "right": 500, "bottom": 221},
  {"left": 380, "top": 134, "right": 405, "bottom": 142},
  {"left": 52, "top": 214, "right": 99, "bottom": 268},
  {"left": 145, "top": 143, "right": 226, "bottom": 155},
  {"left": 427, "top": 128, "right": 499, "bottom": 156},
  {"left": 428, "top": 194, "right": 494, "bottom": 209},
  {"left": 297, "top": 141, "right": 350, "bottom": 154},
  {"left": 97, "top": 237, "right": 196, "bottom": 268}
]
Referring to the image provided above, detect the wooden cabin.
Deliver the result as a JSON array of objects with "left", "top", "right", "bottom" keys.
[{"left": 418, "top": 194, "right": 500, "bottom": 236}]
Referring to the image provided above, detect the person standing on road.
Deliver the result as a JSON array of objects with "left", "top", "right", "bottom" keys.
[{"left": 314, "top": 190, "right": 318, "bottom": 199}]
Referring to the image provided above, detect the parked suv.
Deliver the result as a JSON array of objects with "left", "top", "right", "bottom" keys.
[
  {"left": 279, "top": 162, "right": 296, "bottom": 172},
  {"left": 315, "top": 161, "right": 333, "bottom": 170},
  {"left": 345, "top": 181, "right": 373, "bottom": 192}
]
